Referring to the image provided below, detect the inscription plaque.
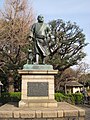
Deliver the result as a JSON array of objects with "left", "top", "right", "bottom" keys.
[{"left": 27, "top": 82, "right": 48, "bottom": 96}]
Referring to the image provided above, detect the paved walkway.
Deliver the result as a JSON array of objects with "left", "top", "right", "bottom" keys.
[{"left": 76, "top": 104, "right": 90, "bottom": 120}]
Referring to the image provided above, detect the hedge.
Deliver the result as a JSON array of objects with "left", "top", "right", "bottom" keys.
[
  {"left": 72, "top": 93, "right": 84, "bottom": 104},
  {"left": 0, "top": 92, "right": 84, "bottom": 105},
  {"left": 55, "top": 92, "right": 84, "bottom": 104},
  {"left": 55, "top": 92, "right": 65, "bottom": 102},
  {"left": 0, "top": 92, "right": 21, "bottom": 103}
]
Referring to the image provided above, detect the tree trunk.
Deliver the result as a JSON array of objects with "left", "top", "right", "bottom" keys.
[{"left": 8, "top": 70, "right": 14, "bottom": 92}]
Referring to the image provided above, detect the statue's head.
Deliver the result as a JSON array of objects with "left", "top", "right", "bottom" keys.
[{"left": 37, "top": 15, "right": 44, "bottom": 22}]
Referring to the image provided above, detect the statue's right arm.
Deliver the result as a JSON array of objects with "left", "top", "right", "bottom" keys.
[{"left": 27, "top": 24, "right": 34, "bottom": 40}]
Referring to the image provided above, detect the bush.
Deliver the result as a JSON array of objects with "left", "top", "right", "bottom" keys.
[
  {"left": 55, "top": 92, "right": 64, "bottom": 102},
  {"left": 65, "top": 94, "right": 75, "bottom": 104},
  {"left": 72, "top": 93, "right": 84, "bottom": 104},
  {"left": 0, "top": 92, "right": 10, "bottom": 103},
  {"left": 55, "top": 92, "right": 84, "bottom": 105},
  {"left": 0, "top": 92, "right": 21, "bottom": 103},
  {"left": 9, "top": 92, "right": 21, "bottom": 102}
]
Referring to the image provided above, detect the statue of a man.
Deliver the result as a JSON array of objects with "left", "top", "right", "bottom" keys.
[{"left": 29, "top": 15, "right": 50, "bottom": 64}]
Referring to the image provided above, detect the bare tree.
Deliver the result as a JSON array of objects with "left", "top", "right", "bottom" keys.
[
  {"left": 76, "top": 62, "right": 90, "bottom": 74},
  {"left": 0, "top": 0, "right": 35, "bottom": 92},
  {"left": 75, "top": 62, "right": 90, "bottom": 85}
]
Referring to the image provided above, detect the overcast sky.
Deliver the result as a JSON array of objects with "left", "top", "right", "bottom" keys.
[{"left": 0, "top": 0, "right": 90, "bottom": 64}]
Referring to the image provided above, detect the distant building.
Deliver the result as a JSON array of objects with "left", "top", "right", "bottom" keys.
[{"left": 60, "top": 81, "right": 83, "bottom": 94}]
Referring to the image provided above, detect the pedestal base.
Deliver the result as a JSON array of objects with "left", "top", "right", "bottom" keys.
[
  {"left": 19, "top": 99, "right": 57, "bottom": 108},
  {"left": 18, "top": 65, "right": 58, "bottom": 108},
  {"left": 0, "top": 102, "right": 85, "bottom": 120}
]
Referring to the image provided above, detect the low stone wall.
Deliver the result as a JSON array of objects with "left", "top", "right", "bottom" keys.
[
  {"left": 0, "top": 102, "right": 85, "bottom": 120},
  {"left": 0, "top": 118, "right": 85, "bottom": 120},
  {"left": 0, "top": 110, "right": 85, "bottom": 120}
]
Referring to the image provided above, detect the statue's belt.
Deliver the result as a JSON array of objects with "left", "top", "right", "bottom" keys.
[{"left": 35, "top": 34, "right": 45, "bottom": 39}]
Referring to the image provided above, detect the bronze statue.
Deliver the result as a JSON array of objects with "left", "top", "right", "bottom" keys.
[{"left": 28, "top": 15, "right": 51, "bottom": 64}]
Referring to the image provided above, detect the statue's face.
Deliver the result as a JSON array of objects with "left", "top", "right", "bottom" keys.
[{"left": 37, "top": 15, "right": 44, "bottom": 22}]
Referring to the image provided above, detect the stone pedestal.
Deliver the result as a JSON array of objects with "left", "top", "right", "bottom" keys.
[
  {"left": 0, "top": 102, "right": 85, "bottom": 120},
  {"left": 18, "top": 64, "right": 58, "bottom": 108}
]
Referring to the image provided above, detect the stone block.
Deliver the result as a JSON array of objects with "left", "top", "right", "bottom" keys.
[
  {"left": 79, "top": 117, "right": 85, "bottom": 120},
  {"left": 41, "top": 103, "right": 48, "bottom": 107},
  {"left": 13, "top": 111, "right": 20, "bottom": 118},
  {"left": 19, "top": 69, "right": 57, "bottom": 103},
  {"left": 57, "top": 110, "right": 63, "bottom": 117},
  {"left": 35, "top": 111, "right": 42, "bottom": 118},
  {"left": 43, "top": 111, "right": 57, "bottom": 118},
  {"left": 22, "top": 82, "right": 27, "bottom": 89},
  {"left": 20, "top": 111, "right": 35, "bottom": 118},
  {"left": 47, "top": 102, "right": 57, "bottom": 107},
  {"left": 48, "top": 94, "right": 54, "bottom": 99},
  {"left": 21, "top": 95, "right": 27, "bottom": 100},
  {"left": 49, "top": 89, "right": 54, "bottom": 95},
  {"left": 63, "top": 110, "right": 78, "bottom": 117},
  {"left": 0, "top": 111, "right": 12, "bottom": 118},
  {"left": 78, "top": 109, "right": 85, "bottom": 117},
  {"left": 29, "top": 103, "right": 42, "bottom": 107}
]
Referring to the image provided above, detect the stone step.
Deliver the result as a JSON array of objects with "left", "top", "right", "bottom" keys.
[{"left": 19, "top": 99, "right": 57, "bottom": 108}]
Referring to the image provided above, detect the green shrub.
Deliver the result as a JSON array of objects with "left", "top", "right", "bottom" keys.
[
  {"left": 66, "top": 94, "right": 75, "bottom": 104},
  {"left": 0, "top": 92, "right": 10, "bottom": 103},
  {"left": 9, "top": 92, "right": 21, "bottom": 102},
  {"left": 55, "top": 92, "right": 84, "bottom": 105},
  {"left": 55, "top": 92, "right": 65, "bottom": 102},
  {"left": 0, "top": 92, "right": 21, "bottom": 103},
  {"left": 72, "top": 93, "right": 84, "bottom": 104}
]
